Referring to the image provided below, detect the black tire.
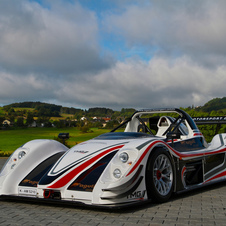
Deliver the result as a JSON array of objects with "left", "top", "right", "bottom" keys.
[{"left": 146, "top": 149, "right": 174, "bottom": 203}]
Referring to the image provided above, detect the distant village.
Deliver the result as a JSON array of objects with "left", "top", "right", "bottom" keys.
[
  {"left": 0, "top": 102, "right": 136, "bottom": 130},
  {"left": 3, "top": 116, "right": 112, "bottom": 128}
]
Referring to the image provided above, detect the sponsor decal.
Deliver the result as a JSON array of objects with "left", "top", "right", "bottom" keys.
[
  {"left": 180, "top": 139, "right": 196, "bottom": 146},
  {"left": 127, "top": 190, "right": 146, "bottom": 199},
  {"left": 74, "top": 150, "right": 89, "bottom": 154},
  {"left": 20, "top": 179, "right": 38, "bottom": 187},
  {"left": 69, "top": 182, "right": 95, "bottom": 191}
]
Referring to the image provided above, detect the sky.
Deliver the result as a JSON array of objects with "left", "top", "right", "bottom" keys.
[{"left": 0, "top": 0, "right": 226, "bottom": 110}]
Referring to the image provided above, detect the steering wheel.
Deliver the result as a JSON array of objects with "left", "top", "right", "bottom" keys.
[{"left": 137, "top": 117, "right": 154, "bottom": 135}]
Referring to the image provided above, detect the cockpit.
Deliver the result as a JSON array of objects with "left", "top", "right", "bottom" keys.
[
  {"left": 122, "top": 109, "right": 193, "bottom": 140},
  {"left": 105, "top": 108, "right": 208, "bottom": 151},
  {"left": 156, "top": 116, "right": 189, "bottom": 137}
]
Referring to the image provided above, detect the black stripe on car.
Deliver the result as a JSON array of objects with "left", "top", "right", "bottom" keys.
[
  {"left": 67, "top": 151, "right": 118, "bottom": 192},
  {"left": 19, "top": 152, "right": 65, "bottom": 187}
]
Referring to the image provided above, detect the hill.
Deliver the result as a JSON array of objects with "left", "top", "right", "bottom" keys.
[
  {"left": 4, "top": 102, "right": 84, "bottom": 117},
  {"left": 3, "top": 102, "right": 136, "bottom": 118},
  {"left": 4, "top": 97, "right": 226, "bottom": 116},
  {"left": 198, "top": 97, "right": 226, "bottom": 112}
]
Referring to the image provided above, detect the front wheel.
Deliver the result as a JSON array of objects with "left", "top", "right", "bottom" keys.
[{"left": 146, "top": 149, "right": 174, "bottom": 203}]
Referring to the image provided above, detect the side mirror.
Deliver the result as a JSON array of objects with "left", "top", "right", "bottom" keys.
[
  {"left": 58, "top": 133, "right": 69, "bottom": 145},
  {"left": 58, "top": 133, "right": 69, "bottom": 139},
  {"left": 166, "top": 132, "right": 181, "bottom": 140},
  {"left": 166, "top": 131, "right": 180, "bottom": 147}
]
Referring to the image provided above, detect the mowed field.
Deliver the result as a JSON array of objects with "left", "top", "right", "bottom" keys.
[{"left": 0, "top": 127, "right": 111, "bottom": 156}]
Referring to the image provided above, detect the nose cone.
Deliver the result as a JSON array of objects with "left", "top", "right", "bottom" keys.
[{"left": 49, "top": 141, "right": 108, "bottom": 176}]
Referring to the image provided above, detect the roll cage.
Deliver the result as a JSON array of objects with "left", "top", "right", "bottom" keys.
[{"left": 111, "top": 108, "right": 199, "bottom": 140}]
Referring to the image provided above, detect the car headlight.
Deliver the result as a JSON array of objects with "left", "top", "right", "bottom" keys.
[
  {"left": 113, "top": 168, "right": 122, "bottom": 179},
  {"left": 119, "top": 152, "right": 129, "bottom": 163},
  {"left": 18, "top": 150, "right": 26, "bottom": 159}
]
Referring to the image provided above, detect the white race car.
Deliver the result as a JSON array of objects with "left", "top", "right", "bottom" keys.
[{"left": 1, "top": 108, "right": 226, "bottom": 207}]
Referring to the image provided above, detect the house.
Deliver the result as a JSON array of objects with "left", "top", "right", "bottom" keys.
[
  {"left": 29, "top": 121, "right": 37, "bottom": 127},
  {"left": 3, "top": 120, "right": 11, "bottom": 126},
  {"left": 102, "top": 117, "right": 111, "bottom": 123}
]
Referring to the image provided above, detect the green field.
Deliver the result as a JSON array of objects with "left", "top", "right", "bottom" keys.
[{"left": 0, "top": 127, "right": 111, "bottom": 156}]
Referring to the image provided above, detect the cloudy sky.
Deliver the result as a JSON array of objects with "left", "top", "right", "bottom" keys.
[{"left": 0, "top": 0, "right": 226, "bottom": 110}]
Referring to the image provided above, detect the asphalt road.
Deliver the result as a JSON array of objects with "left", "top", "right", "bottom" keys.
[{"left": 0, "top": 157, "right": 226, "bottom": 226}]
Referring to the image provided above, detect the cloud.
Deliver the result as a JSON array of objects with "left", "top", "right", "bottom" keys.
[
  {"left": 0, "top": 0, "right": 111, "bottom": 76},
  {"left": 0, "top": 0, "right": 226, "bottom": 110},
  {"left": 103, "top": 0, "right": 226, "bottom": 67},
  {"left": 51, "top": 56, "right": 226, "bottom": 109}
]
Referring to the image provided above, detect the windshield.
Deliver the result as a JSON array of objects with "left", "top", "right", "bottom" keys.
[{"left": 94, "top": 132, "right": 153, "bottom": 140}]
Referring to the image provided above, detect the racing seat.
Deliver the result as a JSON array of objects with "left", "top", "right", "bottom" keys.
[{"left": 156, "top": 116, "right": 172, "bottom": 137}]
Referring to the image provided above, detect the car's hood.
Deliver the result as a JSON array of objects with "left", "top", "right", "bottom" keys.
[
  {"left": 38, "top": 132, "right": 157, "bottom": 188},
  {"left": 38, "top": 140, "right": 130, "bottom": 188},
  {"left": 50, "top": 132, "right": 155, "bottom": 176},
  {"left": 50, "top": 140, "right": 124, "bottom": 175}
]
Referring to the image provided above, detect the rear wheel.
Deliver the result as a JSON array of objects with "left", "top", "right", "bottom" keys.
[{"left": 146, "top": 149, "right": 174, "bottom": 203}]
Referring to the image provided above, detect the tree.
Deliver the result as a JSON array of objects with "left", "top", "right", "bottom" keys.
[
  {"left": 37, "top": 116, "right": 51, "bottom": 127},
  {"left": 9, "top": 115, "right": 15, "bottom": 124},
  {"left": 8, "top": 108, "right": 16, "bottom": 116},
  {"left": 105, "top": 120, "right": 120, "bottom": 129},
  {"left": 16, "top": 117, "right": 24, "bottom": 127},
  {"left": 0, "top": 116, "right": 5, "bottom": 125},
  {"left": 78, "top": 121, "right": 92, "bottom": 133},
  {"left": 26, "top": 112, "right": 34, "bottom": 126}
]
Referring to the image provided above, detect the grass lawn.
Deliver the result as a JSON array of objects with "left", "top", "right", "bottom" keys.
[
  {"left": 0, "top": 107, "right": 5, "bottom": 116},
  {"left": 0, "top": 127, "right": 111, "bottom": 156}
]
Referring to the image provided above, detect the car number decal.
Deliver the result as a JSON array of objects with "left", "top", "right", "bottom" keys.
[{"left": 18, "top": 187, "right": 37, "bottom": 196}]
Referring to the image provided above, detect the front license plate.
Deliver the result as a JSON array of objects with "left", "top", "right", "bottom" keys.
[{"left": 18, "top": 187, "right": 37, "bottom": 196}]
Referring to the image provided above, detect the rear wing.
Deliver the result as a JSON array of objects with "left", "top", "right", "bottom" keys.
[
  {"left": 193, "top": 116, "right": 226, "bottom": 134},
  {"left": 193, "top": 116, "right": 226, "bottom": 125}
]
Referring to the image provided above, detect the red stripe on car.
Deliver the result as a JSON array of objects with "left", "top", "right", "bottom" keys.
[
  {"left": 47, "top": 144, "right": 124, "bottom": 189},
  {"left": 126, "top": 140, "right": 160, "bottom": 176},
  {"left": 126, "top": 140, "right": 226, "bottom": 177},
  {"left": 205, "top": 171, "right": 226, "bottom": 183}
]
